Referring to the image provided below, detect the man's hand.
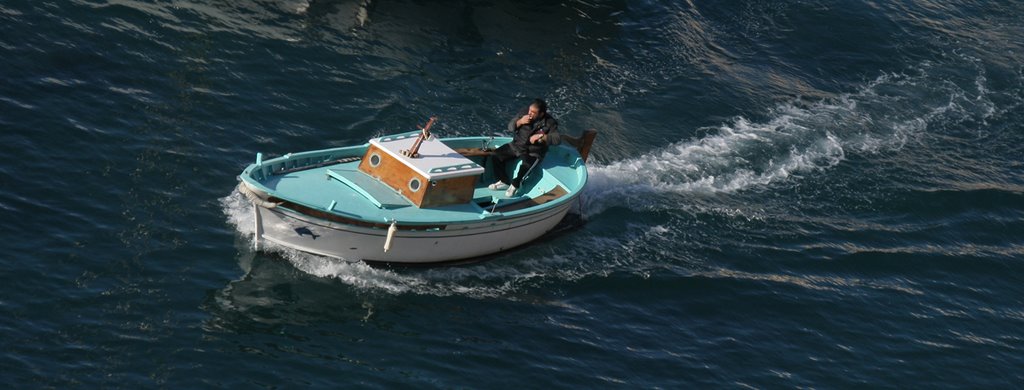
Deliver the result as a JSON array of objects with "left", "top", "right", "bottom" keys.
[
  {"left": 516, "top": 115, "right": 532, "bottom": 127},
  {"left": 529, "top": 133, "right": 546, "bottom": 144}
]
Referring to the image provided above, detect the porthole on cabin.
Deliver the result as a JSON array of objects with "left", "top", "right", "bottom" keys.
[
  {"left": 409, "top": 178, "right": 421, "bottom": 192},
  {"left": 369, "top": 153, "right": 382, "bottom": 167}
]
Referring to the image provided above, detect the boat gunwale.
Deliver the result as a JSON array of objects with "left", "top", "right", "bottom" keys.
[
  {"left": 264, "top": 198, "right": 576, "bottom": 238},
  {"left": 239, "top": 136, "right": 588, "bottom": 226}
]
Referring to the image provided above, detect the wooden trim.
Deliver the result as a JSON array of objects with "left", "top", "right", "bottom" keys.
[
  {"left": 495, "top": 185, "right": 568, "bottom": 212},
  {"left": 267, "top": 197, "right": 446, "bottom": 231},
  {"left": 454, "top": 147, "right": 495, "bottom": 157},
  {"left": 577, "top": 130, "right": 598, "bottom": 162}
]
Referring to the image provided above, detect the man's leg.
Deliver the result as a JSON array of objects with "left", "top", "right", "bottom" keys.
[
  {"left": 511, "top": 154, "right": 538, "bottom": 188},
  {"left": 491, "top": 144, "right": 516, "bottom": 185}
]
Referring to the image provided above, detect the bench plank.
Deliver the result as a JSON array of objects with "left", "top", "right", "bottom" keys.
[{"left": 327, "top": 168, "right": 412, "bottom": 209}]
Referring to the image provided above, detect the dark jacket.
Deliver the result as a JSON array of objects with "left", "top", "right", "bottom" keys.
[{"left": 507, "top": 108, "right": 559, "bottom": 157}]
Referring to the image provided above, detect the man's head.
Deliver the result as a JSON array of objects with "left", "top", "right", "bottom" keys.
[{"left": 527, "top": 98, "right": 548, "bottom": 121}]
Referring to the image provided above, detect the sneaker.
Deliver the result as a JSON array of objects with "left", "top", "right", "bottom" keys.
[
  {"left": 488, "top": 181, "right": 509, "bottom": 190},
  {"left": 505, "top": 185, "right": 517, "bottom": 197}
]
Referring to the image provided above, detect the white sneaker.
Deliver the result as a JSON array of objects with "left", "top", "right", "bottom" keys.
[
  {"left": 488, "top": 181, "right": 509, "bottom": 190},
  {"left": 505, "top": 185, "right": 517, "bottom": 197}
]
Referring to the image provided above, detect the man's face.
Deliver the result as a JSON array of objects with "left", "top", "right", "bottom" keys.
[{"left": 527, "top": 104, "right": 542, "bottom": 121}]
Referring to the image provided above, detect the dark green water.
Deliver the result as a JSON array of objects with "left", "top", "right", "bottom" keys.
[{"left": 2, "top": 0, "right": 1023, "bottom": 387}]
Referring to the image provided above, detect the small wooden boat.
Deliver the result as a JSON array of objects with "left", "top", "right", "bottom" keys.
[{"left": 237, "top": 118, "right": 596, "bottom": 264}]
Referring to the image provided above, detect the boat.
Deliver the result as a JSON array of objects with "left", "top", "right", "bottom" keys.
[{"left": 236, "top": 117, "right": 596, "bottom": 264}]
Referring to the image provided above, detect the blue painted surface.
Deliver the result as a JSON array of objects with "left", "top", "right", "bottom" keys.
[
  {"left": 242, "top": 136, "right": 587, "bottom": 224},
  {"left": 326, "top": 168, "right": 411, "bottom": 209}
]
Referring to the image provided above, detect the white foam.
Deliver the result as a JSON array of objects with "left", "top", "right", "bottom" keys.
[
  {"left": 221, "top": 189, "right": 256, "bottom": 236},
  {"left": 582, "top": 65, "right": 1003, "bottom": 216}
]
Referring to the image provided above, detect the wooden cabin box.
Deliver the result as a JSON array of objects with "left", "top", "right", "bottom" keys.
[{"left": 358, "top": 133, "right": 484, "bottom": 208}]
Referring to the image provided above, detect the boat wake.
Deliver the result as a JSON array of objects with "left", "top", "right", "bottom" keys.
[{"left": 584, "top": 59, "right": 1006, "bottom": 216}]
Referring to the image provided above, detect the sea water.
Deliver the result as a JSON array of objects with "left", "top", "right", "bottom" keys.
[{"left": 2, "top": 1, "right": 1023, "bottom": 387}]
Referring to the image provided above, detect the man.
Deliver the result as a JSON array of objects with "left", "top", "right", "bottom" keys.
[{"left": 488, "top": 98, "right": 559, "bottom": 197}]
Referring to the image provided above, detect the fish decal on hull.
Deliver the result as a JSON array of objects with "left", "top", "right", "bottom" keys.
[{"left": 294, "top": 226, "right": 320, "bottom": 240}]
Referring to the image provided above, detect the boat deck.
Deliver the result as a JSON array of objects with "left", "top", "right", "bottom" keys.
[{"left": 260, "top": 159, "right": 570, "bottom": 225}]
